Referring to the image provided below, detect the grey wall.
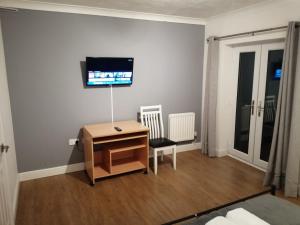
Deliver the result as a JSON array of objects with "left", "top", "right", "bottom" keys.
[{"left": 1, "top": 10, "right": 205, "bottom": 172}]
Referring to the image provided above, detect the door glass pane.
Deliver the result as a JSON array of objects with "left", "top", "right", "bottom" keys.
[
  {"left": 234, "top": 52, "right": 256, "bottom": 154},
  {"left": 260, "top": 49, "right": 284, "bottom": 162}
]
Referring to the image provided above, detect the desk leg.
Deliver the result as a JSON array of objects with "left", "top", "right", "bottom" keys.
[{"left": 90, "top": 179, "right": 95, "bottom": 186}]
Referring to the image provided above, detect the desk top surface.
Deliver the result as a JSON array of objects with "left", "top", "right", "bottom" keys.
[{"left": 83, "top": 120, "right": 149, "bottom": 138}]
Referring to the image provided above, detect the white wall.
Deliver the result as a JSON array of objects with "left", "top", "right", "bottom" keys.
[{"left": 204, "top": 0, "right": 300, "bottom": 155}]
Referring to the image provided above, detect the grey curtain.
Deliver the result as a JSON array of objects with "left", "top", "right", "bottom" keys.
[
  {"left": 202, "top": 37, "right": 219, "bottom": 157},
  {"left": 264, "top": 22, "right": 300, "bottom": 197}
]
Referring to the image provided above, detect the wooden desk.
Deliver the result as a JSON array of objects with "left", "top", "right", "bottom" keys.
[{"left": 83, "top": 120, "right": 149, "bottom": 185}]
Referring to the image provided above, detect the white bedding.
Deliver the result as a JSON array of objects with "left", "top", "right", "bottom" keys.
[
  {"left": 205, "top": 216, "right": 236, "bottom": 225},
  {"left": 226, "top": 208, "right": 270, "bottom": 225},
  {"left": 205, "top": 208, "right": 270, "bottom": 225}
]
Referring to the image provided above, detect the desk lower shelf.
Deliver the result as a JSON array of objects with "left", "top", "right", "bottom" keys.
[{"left": 94, "top": 160, "right": 146, "bottom": 179}]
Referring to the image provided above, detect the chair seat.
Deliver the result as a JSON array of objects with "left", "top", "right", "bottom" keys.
[{"left": 149, "top": 138, "right": 176, "bottom": 148}]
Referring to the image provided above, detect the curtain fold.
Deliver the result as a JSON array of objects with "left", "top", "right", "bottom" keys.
[
  {"left": 264, "top": 22, "right": 300, "bottom": 197},
  {"left": 201, "top": 37, "right": 219, "bottom": 157}
]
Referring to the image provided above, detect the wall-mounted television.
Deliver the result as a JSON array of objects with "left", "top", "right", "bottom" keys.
[
  {"left": 274, "top": 68, "right": 282, "bottom": 79},
  {"left": 86, "top": 57, "right": 134, "bottom": 86},
  {"left": 272, "top": 62, "right": 282, "bottom": 80}
]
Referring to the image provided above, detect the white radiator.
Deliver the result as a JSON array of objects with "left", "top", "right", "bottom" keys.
[{"left": 168, "top": 112, "right": 195, "bottom": 142}]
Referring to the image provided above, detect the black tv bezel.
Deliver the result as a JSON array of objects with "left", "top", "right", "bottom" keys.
[{"left": 85, "top": 57, "right": 134, "bottom": 87}]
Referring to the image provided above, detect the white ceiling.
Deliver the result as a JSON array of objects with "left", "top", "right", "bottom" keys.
[{"left": 28, "top": 0, "right": 271, "bottom": 18}]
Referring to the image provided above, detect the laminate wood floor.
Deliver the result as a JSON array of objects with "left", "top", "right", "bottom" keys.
[{"left": 16, "top": 150, "right": 269, "bottom": 225}]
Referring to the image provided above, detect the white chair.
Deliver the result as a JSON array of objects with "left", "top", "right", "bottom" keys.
[
  {"left": 264, "top": 95, "right": 276, "bottom": 123},
  {"left": 140, "top": 105, "right": 176, "bottom": 175}
]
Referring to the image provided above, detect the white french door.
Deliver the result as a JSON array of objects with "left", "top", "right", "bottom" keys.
[
  {"left": 230, "top": 45, "right": 261, "bottom": 163},
  {"left": 230, "top": 42, "right": 284, "bottom": 169},
  {"left": 253, "top": 43, "right": 284, "bottom": 168}
]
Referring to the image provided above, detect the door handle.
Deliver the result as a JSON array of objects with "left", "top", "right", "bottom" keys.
[
  {"left": 258, "top": 101, "right": 264, "bottom": 117},
  {"left": 0, "top": 144, "right": 9, "bottom": 153},
  {"left": 251, "top": 100, "right": 255, "bottom": 115}
]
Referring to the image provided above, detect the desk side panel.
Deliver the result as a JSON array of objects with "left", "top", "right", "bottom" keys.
[
  {"left": 146, "top": 132, "right": 149, "bottom": 172},
  {"left": 137, "top": 131, "right": 149, "bottom": 172},
  {"left": 83, "top": 128, "right": 94, "bottom": 182}
]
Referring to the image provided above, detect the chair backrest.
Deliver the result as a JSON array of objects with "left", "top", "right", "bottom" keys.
[
  {"left": 264, "top": 95, "right": 276, "bottom": 122},
  {"left": 140, "top": 105, "right": 164, "bottom": 139}
]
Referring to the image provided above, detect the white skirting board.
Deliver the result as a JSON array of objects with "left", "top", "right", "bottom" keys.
[
  {"left": 19, "top": 162, "right": 85, "bottom": 182},
  {"left": 19, "top": 142, "right": 202, "bottom": 182}
]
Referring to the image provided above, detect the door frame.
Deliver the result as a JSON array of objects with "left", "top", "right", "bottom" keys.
[{"left": 209, "top": 30, "right": 286, "bottom": 169}]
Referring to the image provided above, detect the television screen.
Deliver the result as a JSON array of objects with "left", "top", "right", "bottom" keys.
[
  {"left": 274, "top": 68, "right": 282, "bottom": 79},
  {"left": 86, "top": 57, "right": 134, "bottom": 86}
]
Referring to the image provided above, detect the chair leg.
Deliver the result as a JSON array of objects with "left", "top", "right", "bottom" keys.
[
  {"left": 154, "top": 149, "right": 158, "bottom": 175},
  {"left": 160, "top": 151, "right": 164, "bottom": 161},
  {"left": 172, "top": 146, "right": 176, "bottom": 170}
]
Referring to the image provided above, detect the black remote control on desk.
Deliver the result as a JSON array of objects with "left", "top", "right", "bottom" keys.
[{"left": 114, "top": 126, "right": 122, "bottom": 132}]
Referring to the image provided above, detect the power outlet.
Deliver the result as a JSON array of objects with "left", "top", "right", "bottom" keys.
[{"left": 69, "top": 138, "right": 79, "bottom": 146}]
